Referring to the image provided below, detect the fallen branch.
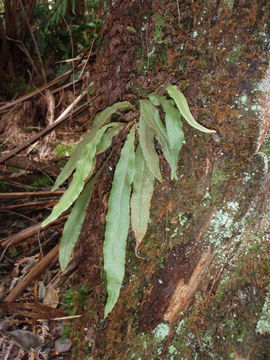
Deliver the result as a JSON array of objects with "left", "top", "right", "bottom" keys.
[
  {"left": 1, "top": 215, "right": 67, "bottom": 248},
  {"left": 0, "top": 40, "right": 96, "bottom": 113},
  {"left": 0, "top": 199, "right": 59, "bottom": 211},
  {"left": 0, "top": 89, "right": 89, "bottom": 164},
  {"left": 2, "top": 155, "right": 60, "bottom": 176},
  {"left": 0, "top": 302, "right": 65, "bottom": 319},
  {"left": 0, "top": 191, "right": 64, "bottom": 199},
  {"left": 0, "top": 63, "right": 85, "bottom": 113},
  {"left": 4, "top": 244, "right": 59, "bottom": 302}
]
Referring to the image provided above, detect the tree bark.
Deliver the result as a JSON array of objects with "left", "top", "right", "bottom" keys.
[{"left": 69, "top": 1, "right": 270, "bottom": 358}]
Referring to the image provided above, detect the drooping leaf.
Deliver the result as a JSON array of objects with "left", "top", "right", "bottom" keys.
[
  {"left": 59, "top": 177, "right": 95, "bottom": 271},
  {"left": 59, "top": 145, "right": 117, "bottom": 271},
  {"left": 139, "top": 100, "right": 174, "bottom": 173},
  {"left": 139, "top": 100, "right": 167, "bottom": 144},
  {"left": 131, "top": 144, "right": 155, "bottom": 253},
  {"left": 161, "top": 99, "right": 185, "bottom": 180},
  {"left": 151, "top": 104, "right": 174, "bottom": 170},
  {"left": 166, "top": 85, "right": 216, "bottom": 133},
  {"left": 93, "top": 101, "right": 132, "bottom": 128},
  {"left": 138, "top": 112, "right": 162, "bottom": 182},
  {"left": 96, "top": 123, "right": 124, "bottom": 154},
  {"left": 42, "top": 123, "right": 113, "bottom": 227},
  {"left": 103, "top": 126, "right": 136, "bottom": 317},
  {"left": 52, "top": 101, "right": 132, "bottom": 191}
]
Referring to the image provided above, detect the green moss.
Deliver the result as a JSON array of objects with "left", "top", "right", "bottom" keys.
[
  {"left": 8, "top": 167, "right": 21, "bottom": 173},
  {"left": 53, "top": 143, "right": 76, "bottom": 157},
  {"left": 224, "top": 0, "right": 235, "bottom": 10},
  {"left": 126, "top": 322, "right": 171, "bottom": 359},
  {"left": 8, "top": 247, "right": 18, "bottom": 257},
  {"left": 61, "top": 282, "right": 90, "bottom": 315},
  {"left": 169, "top": 236, "right": 270, "bottom": 359},
  {"left": 260, "top": 134, "right": 270, "bottom": 157},
  {"left": 226, "top": 46, "right": 242, "bottom": 65},
  {"left": 153, "top": 13, "right": 166, "bottom": 44},
  {"left": 210, "top": 168, "right": 228, "bottom": 204}
]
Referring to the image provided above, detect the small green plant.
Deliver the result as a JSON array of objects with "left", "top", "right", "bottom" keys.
[
  {"left": 61, "top": 282, "right": 89, "bottom": 315},
  {"left": 42, "top": 85, "right": 215, "bottom": 316},
  {"left": 53, "top": 143, "right": 76, "bottom": 157}
]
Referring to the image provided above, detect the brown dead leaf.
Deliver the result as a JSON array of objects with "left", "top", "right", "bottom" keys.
[{"left": 43, "top": 284, "right": 59, "bottom": 308}]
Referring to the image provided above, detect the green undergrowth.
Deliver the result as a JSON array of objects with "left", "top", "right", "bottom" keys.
[
  {"left": 53, "top": 143, "right": 76, "bottom": 157},
  {"left": 61, "top": 282, "right": 90, "bottom": 316}
]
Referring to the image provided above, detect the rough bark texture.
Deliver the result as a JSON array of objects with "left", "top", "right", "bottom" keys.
[{"left": 69, "top": 1, "right": 270, "bottom": 359}]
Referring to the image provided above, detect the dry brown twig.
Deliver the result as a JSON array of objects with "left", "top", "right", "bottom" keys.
[
  {"left": 0, "top": 87, "right": 91, "bottom": 164},
  {"left": 0, "top": 199, "right": 59, "bottom": 212},
  {"left": 2, "top": 156, "right": 60, "bottom": 176},
  {"left": 4, "top": 244, "right": 59, "bottom": 303},
  {"left": 0, "top": 215, "right": 67, "bottom": 248},
  {"left": 0, "top": 191, "right": 64, "bottom": 199}
]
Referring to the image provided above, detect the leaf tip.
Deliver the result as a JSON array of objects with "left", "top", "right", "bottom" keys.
[{"left": 135, "top": 245, "right": 145, "bottom": 259}]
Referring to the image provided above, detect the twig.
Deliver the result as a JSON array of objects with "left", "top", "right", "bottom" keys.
[
  {"left": 0, "top": 302, "right": 65, "bottom": 319},
  {"left": 4, "top": 244, "right": 59, "bottom": 303},
  {"left": 0, "top": 64, "right": 83, "bottom": 112},
  {"left": 50, "top": 315, "right": 81, "bottom": 321},
  {"left": 1, "top": 216, "right": 67, "bottom": 248},
  {"left": 0, "top": 36, "right": 96, "bottom": 113},
  {"left": 2, "top": 156, "right": 60, "bottom": 176},
  {"left": 0, "top": 89, "right": 89, "bottom": 164},
  {"left": 0, "top": 199, "right": 59, "bottom": 211},
  {"left": 0, "top": 191, "right": 64, "bottom": 199}
]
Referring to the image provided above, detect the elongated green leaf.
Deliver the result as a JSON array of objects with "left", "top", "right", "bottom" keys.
[
  {"left": 93, "top": 101, "right": 132, "bottom": 128},
  {"left": 42, "top": 123, "right": 113, "bottom": 227},
  {"left": 166, "top": 85, "right": 216, "bottom": 134},
  {"left": 138, "top": 113, "right": 162, "bottom": 182},
  {"left": 139, "top": 100, "right": 167, "bottom": 143},
  {"left": 103, "top": 126, "right": 136, "bottom": 317},
  {"left": 131, "top": 144, "right": 155, "bottom": 253},
  {"left": 59, "top": 177, "right": 95, "bottom": 271},
  {"left": 59, "top": 142, "right": 119, "bottom": 271},
  {"left": 139, "top": 100, "right": 174, "bottom": 173},
  {"left": 151, "top": 104, "right": 173, "bottom": 169},
  {"left": 96, "top": 123, "right": 124, "bottom": 154},
  {"left": 52, "top": 101, "right": 132, "bottom": 191},
  {"left": 161, "top": 100, "right": 185, "bottom": 180}
]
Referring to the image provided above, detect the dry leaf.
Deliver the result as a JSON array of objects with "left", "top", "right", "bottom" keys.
[{"left": 43, "top": 284, "right": 59, "bottom": 308}]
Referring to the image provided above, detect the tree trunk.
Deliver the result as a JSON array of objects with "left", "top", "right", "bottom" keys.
[{"left": 73, "top": 1, "right": 270, "bottom": 359}]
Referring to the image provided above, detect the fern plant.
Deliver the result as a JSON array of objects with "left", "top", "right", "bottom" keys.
[{"left": 42, "top": 85, "right": 215, "bottom": 316}]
